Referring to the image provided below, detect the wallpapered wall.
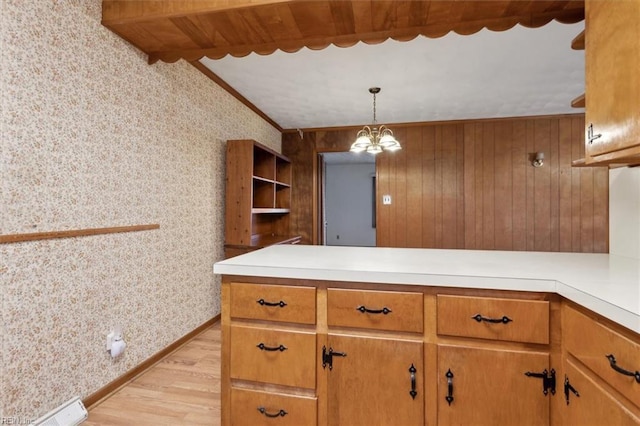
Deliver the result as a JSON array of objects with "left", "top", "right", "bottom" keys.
[{"left": 0, "top": 0, "right": 280, "bottom": 419}]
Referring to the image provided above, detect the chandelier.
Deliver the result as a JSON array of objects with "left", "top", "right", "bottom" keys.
[{"left": 350, "top": 87, "right": 401, "bottom": 154}]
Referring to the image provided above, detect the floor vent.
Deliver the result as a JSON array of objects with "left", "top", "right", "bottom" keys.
[{"left": 32, "top": 397, "right": 88, "bottom": 426}]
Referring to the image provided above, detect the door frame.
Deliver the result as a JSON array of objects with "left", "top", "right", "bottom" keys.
[{"left": 316, "top": 150, "right": 378, "bottom": 246}]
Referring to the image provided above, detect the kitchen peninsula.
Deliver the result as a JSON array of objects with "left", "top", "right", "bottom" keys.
[{"left": 214, "top": 245, "right": 640, "bottom": 425}]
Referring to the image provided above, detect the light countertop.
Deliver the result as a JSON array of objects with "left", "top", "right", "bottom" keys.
[{"left": 213, "top": 245, "right": 640, "bottom": 334}]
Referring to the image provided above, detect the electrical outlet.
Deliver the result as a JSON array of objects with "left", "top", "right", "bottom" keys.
[
  {"left": 106, "top": 332, "right": 115, "bottom": 351},
  {"left": 383, "top": 195, "right": 392, "bottom": 205}
]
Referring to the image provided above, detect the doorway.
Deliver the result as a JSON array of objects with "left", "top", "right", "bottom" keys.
[{"left": 321, "top": 152, "right": 376, "bottom": 247}]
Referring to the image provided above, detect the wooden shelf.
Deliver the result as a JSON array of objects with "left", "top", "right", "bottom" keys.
[
  {"left": 571, "top": 157, "right": 637, "bottom": 168},
  {"left": 251, "top": 208, "right": 290, "bottom": 214},
  {"left": 571, "top": 93, "right": 585, "bottom": 108},
  {"left": 252, "top": 176, "right": 273, "bottom": 184},
  {"left": 249, "top": 234, "right": 301, "bottom": 247},
  {"left": 276, "top": 157, "right": 292, "bottom": 185},
  {"left": 225, "top": 139, "right": 295, "bottom": 255},
  {"left": 251, "top": 177, "right": 290, "bottom": 187},
  {"left": 571, "top": 30, "right": 585, "bottom": 50},
  {"left": 253, "top": 147, "right": 276, "bottom": 180}
]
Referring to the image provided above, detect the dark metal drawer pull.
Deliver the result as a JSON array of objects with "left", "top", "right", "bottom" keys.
[
  {"left": 257, "top": 298, "right": 287, "bottom": 308},
  {"left": 445, "top": 369, "right": 454, "bottom": 405},
  {"left": 564, "top": 375, "right": 580, "bottom": 405},
  {"left": 587, "top": 123, "right": 602, "bottom": 144},
  {"left": 472, "top": 313, "right": 512, "bottom": 324},
  {"left": 606, "top": 354, "right": 640, "bottom": 383},
  {"left": 356, "top": 305, "right": 392, "bottom": 315},
  {"left": 256, "top": 343, "right": 287, "bottom": 352},
  {"left": 257, "top": 407, "right": 288, "bottom": 418},
  {"left": 409, "top": 364, "right": 417, "bottom": 400}
]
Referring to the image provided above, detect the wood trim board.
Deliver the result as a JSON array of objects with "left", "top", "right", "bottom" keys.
[{"left": 0, "top": 224, "right": 160, "bottom": 244}]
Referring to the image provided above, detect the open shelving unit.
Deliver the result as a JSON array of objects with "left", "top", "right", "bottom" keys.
[
  {"left": 224, "top": 139, "right": 300, "bottom": 258},
  {"left": 570, "top": 29, "right": 585, "bottom": 111}
]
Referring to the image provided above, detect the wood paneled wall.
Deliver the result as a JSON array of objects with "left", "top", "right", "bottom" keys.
[{"left": 282, "top": 114, "right": 609, "bottom": 253}]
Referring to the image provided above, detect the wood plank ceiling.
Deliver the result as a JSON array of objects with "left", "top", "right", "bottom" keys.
[{"left": 102, "top": 0, "right": 585, "bottom": 64}]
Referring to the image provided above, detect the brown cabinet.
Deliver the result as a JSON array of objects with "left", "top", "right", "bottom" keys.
[
  {"left": 223, "top": 282, "right": 317, "bottom": 426},
  {"left": 229, "top": 324, "right": 316, "bottom": 388},
  {"left": 562, "top": 359, "right": 640, "bottom": 425},
  {"left": 327, "top": 288, "right": 423, "bottom": 333},
  {"left": 561, "top": 303, "right": 640, "bottom": 423},
  {"left": 220, "top": 278, "right": 640, "bottom": 426},
  {"left": 230, "top": 283, "right": 316, "bottom": 324},
  {"left": 230, "top": 388, "right": 317, "bottom": 426},
  {"left": 584, "top": 0, "right": 640, "bottom": 165},
  {"left": 325, "top": 334, "right": 424, "bottom": 426},
  {"left": 224, "top": 140, "right": 300, "bottom": 257},
  {"left": 436, "top": 294, "right": 549, "bottom": 344},
  {"left": 563, "top": 304, "right": 640, "bottom": 408},
  {"left": 437, "top": 345, "right": 551, "bottom": 426},
  {"left": 324, "top": 288, "right": 424, "bottom": 426},
  {"left": 436, "top": 294, "right": 553, "bottom": 425}
]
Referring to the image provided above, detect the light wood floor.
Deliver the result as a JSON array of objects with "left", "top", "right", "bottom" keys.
[{"left": 85, "top": 323, "right": 221, "bottom": 426}]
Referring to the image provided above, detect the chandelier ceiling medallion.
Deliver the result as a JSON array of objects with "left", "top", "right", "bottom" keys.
[{"left": 350, "top": 87, "right": 401, "bottom": 155}]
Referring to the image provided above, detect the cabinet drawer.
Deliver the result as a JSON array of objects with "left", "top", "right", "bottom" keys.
[
  {"left": 230, "top": 325, "right": 316, "bottom": 389},
  {"left": 327, "top": 288, "right": 423, "bottom": 333},
  {"left": 437, "top": 295, "right": 549, "bottom": 344},
  {"left": 231, "top": 283, "right": 316, "bottom": 324},
  {"left": 563, "top": 305, "right": 640, "bottom": 409},
  {"left": 230, "top": 388, "right": 317, "bottom": 426}
]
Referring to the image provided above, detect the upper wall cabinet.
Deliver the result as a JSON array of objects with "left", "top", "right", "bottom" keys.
[{"left": 584, "top": 0, "right": 640, "bottom": 165}]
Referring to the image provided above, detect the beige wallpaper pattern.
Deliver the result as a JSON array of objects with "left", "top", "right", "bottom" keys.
[{"left": 1, "top": 0, "right": 280, "bottom": 419}]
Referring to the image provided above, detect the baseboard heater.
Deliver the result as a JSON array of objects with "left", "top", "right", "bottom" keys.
[{"left": 32, "top": 397, "right": 88, "bottom": 426}]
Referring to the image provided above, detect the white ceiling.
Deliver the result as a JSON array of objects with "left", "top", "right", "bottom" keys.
[{"left": 200, "top": 21, "right": 584, "bottom": 131}]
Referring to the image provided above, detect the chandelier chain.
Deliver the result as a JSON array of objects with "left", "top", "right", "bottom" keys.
[{"left": 372, "top": 92, "right": 377, "bottom": 124}]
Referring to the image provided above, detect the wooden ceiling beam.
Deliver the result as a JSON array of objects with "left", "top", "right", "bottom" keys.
[
  {"left": 104, "top": 0, "right": 585, "bottom": 63},
  {"left": 148, "top": 14, "right": 584, "bottom": 63},
  {"left": 102, "top": 0, "right": 291, "bottom": 24}
]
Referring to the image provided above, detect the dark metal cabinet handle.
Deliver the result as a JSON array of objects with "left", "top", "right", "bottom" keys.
[
  {"left": 587, "top": 123, "right": 602, "bottom": 144},
  {"left": 445, "top": 369, "right": 454, "bottom": 406},
  {"left": 256, "top": 343, "right": 287, "bottom": 352},
  {"left": 409, "top": 364, "right": 417, "bottom": 400},
  {"left": 356, "top": 305, "right": 392, "bottom": 315},
  {"left": 472, "top": 313, "right": 512, "bottom": 324},
  {"left": 606, "top": 354, "right": 640, "bottom": 383},
  {"left": 564, "top": 375, "right": 580, "bottom": 405},
  {"left": 257, "top": 407, "right": 288, "bottom": 418},
  {"left": 256, "top": 298, "right": 287, "bottom": 308}
]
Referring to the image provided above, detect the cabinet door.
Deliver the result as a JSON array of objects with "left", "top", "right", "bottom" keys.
[
  {"left": 326, "top": 334, "right": 423, "bottom": 426},
  {"left": 438, "top": 345, "right": 550, "bottom": 426},
  {"left": 585, "top": 0, "right": 640, "bottom": 161},
  {"left": 563, "top": 359, "right": 640, "bottom": 425}
]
